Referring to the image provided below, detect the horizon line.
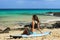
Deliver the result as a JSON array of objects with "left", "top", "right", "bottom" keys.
[{"left": 0, "top": 8, "right": 60, "bottom": 10}]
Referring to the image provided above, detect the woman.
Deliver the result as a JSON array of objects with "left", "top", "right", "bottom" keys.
[{"left": 22, "top": 15, "right": 42, "bottom": 35}]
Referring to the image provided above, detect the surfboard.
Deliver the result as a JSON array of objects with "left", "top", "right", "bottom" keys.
[{"left": 10, "top": 31, "right": 51, "bottom": 38}]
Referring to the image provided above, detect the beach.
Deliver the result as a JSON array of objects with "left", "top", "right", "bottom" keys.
[
  {"left": 0, "top": 15, "right": 60, "bottom": 40},
  {"left": 0, "top": 0, "right": 60, "bottom": 39},
  {"left": 0, "top": 28, "right": 60, "bottom": 40}
]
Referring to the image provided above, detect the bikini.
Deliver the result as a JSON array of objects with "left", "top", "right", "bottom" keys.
[{"left": 28, "top": 21, "right": 38, "bottom": 34}]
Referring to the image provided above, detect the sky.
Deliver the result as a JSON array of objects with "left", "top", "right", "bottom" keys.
[{"left": 0, "top": 0, "right": 60, "bottom": 9}]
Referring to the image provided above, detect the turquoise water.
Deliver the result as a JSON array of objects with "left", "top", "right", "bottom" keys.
[
  {"left": 0, "top": 9, "right": 60, "bottom": 16},
  {"left": 0, "top": 9, "right": 60, "bottom": 23}
]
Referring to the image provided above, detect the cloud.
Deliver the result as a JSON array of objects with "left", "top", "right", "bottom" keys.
[
  {"left": 16, "top": 0, "right": 41, "bottom": 3},
  {"left": 44, "top": 0, "right": 56, "bottom": 2},
  {"left": 0, "top": 0, "right": 60, "bottom": 8},
  {"left": 31, "top": 1, "right": 42, "bottom": 5},
  {"left": 16, "top": 0, "right": 25, "bottom": 4}
]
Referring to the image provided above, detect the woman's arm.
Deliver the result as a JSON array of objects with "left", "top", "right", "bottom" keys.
[
  {"left": 31, "top": 20, "right": 34, "bottom": 32},
  {"left": 37, "top": 23, "right": 42, "bottom": 33}
]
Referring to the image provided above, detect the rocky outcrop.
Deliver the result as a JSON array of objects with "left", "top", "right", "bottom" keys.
[
  {"left": 47, "top": 12, "right": 60, "bottom": 16},
  {"left": 53, "top": 12, "right": 60, "bottom": 17}
]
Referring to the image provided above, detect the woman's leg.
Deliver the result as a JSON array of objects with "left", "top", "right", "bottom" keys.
[{"left": 22, "top": 27, "right": 29, "bottom": 35}]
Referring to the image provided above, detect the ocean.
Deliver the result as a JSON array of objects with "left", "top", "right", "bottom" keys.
[
  {"left": 0, "top": 9, "right": 60, "bottom": 23},
  {"left": 0, "top": 9, "right": 60, "bottom": 16}
]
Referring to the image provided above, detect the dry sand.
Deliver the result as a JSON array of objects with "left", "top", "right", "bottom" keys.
[
  {"left": 0, "top": 28, "right": 60, "bottom": 40},
  {"left": 0, "top": 16, "right": 60, "bottom": 40}
]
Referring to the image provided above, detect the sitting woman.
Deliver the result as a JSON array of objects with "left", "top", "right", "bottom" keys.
[{"left": 22, "top": 15, "right": 42, "bottom": 35}]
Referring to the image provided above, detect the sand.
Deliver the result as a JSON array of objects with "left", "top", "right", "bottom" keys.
[
  {"left": 0, "top": 15, "right": 60, "bottom": 40},
  {"left": 0, "top": 28, "right": 60, "bottom": 40}
]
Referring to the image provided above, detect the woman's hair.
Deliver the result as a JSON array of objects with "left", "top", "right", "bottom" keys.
[{"left": 32, "top": 15, "right": 40, "bottom": 23}]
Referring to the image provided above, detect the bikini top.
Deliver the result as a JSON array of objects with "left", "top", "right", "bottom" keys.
[
  {"left": 34, "top": 21, "right": 38, "bottom": 24},
  {"left": 30, "top": 20, "right": 38, "bottom": 28}
]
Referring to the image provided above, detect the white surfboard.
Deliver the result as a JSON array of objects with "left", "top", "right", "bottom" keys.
[{"left": 10, "top": 31, "right": 51, "bottom": 38}]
